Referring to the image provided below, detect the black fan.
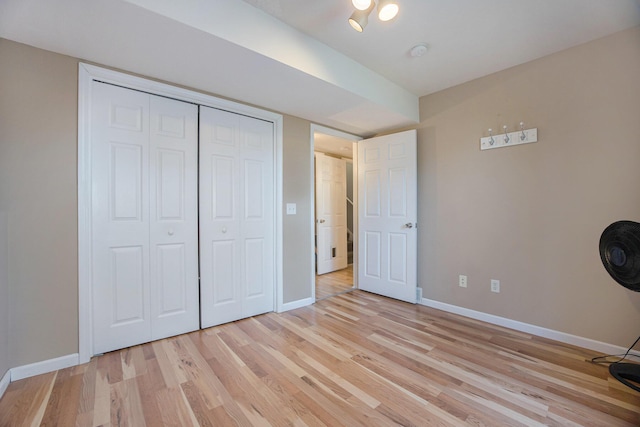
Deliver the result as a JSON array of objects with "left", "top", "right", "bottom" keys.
[{"left": 599, "top": 220, "right": 640, "bottom": 392}]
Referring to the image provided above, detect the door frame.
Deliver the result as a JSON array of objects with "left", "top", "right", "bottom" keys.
[
  {"left": 309, "top": 124, "right": 361, "bottom": 302},
  {"left": 78, "top": 63, "right": 283, "bottom": 364}
]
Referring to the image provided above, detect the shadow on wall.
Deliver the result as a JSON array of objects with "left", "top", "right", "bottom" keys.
[
  {"left": 420, "top": 66, "right": 530, "bottom": 122},
  {"left": 0, "top": 212, "right": 9, "bottom": 380},
  {"left": 416, "top": 125, "right": 438, "bottom": 297}
]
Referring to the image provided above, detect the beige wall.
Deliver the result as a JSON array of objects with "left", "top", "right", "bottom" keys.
[
  {"left": 417, "top": 27, "right": 640, "bottom": 347},
  {"left": 282, "top": 115, "right": 313, "bottom": 303},
  {"left": 0, "top": 39, "right": 79, "bottom": 367},
  {"left": 0, "top": 38, "right": 313, "bottom": 369}
]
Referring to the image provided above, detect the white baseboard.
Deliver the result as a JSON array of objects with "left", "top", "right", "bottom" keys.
[
  {"left": 0, "top": 369, "right": 10, "bottom": 400},
  {"left": 420, "top": 298, "right": 634, "bottom": 356},
  {"left": 279, "top": 297, "right": 314, "bottom": 313},
  {"left": 10, "top": 353, "right": 79, "bottom": 382}
]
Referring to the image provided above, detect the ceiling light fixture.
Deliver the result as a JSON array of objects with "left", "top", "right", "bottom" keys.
[
  {"left": 348, "top": 8, "right": 369, "bottom": 32},
  {"left": 348, "top": 0, "right": 399, "bottom": 32},
  {"left": 377, "top": 0, "right": 399, "bottom": 21},
  {"left": 349, "top": 2, "right": 375, "bottom": 32}
]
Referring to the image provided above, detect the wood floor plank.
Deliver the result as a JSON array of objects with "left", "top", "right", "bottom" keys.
[
  {"left": 1, "top": 290, "right": 639, "bottom": 426},
  {"left": 100, "top": 349, "right": 123, "bottom": 385},
  {"left": 0, "top": 371, "right": 56, "bottom": 427},
  {"left": 316, "top": 265, "right": 354, "bottom": 300},
  {"left": 40, "top": 366, "right": 84, "bottom": 426},
  {"left": 92, "top": 358, "right": 111, "bottom": 427},
  {"left": 77, "top": 357, "right": 97, "bottom": 418},
  {"left": 110, "top": 378, "right": 147, "bottom": 427},
  {"left": 156, "top": 386, "right": 200, "bottom": 427},
  {"left": 135, "top": 358, "right": 166, "bottom": 427}
]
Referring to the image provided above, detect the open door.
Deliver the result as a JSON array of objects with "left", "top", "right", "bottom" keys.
[
  {"left": 357, "top": 130, "right": 417, "bottom": 303},
  {"left": 315, "top": 152, "right": 348, "bottom": 275}
]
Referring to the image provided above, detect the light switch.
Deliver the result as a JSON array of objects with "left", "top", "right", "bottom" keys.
[{"left": 286, "top": 203, "right": 297, "bottom": 215}]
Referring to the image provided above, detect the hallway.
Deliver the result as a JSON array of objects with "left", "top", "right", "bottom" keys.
[{"left": 316, "top": 264, "right": 354, "bottom": 300}]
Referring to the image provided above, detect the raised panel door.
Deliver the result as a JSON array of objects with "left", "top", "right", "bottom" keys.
[
  {"left": 92, "top": 82, "right": 151, "bottom": 354},
  {"left": 149, "top": 95, "right": 199, "bottom": 340},
  {"left": 315, "top": 153, "right": 348, "bottom": 275},
  {"left": 357, "top": 130, "right": 417, "bottom": 303},
  {"left": 200, "top": 107, "right": 274, "bottom": 328}
]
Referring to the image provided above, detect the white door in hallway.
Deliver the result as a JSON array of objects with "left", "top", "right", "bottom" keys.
[
  {"left": 315, "top": 152, "right": 348, "bottom": 275},
  {"left": 357, "top": 130, "right": 417, "bottom": 303},
  {"left": 91, "top": 82, "right": 199, "bottom": 354},
  {"left": 199, "top": 106, "right": 275, "bottom": 328}
]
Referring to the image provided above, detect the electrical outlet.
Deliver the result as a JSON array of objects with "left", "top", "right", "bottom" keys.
[
  {"left": 491, "top": 279, "right": 500, "bottom": 293},
  {"left": 459, "top": 275, "right": 467, "bottom": 288}
]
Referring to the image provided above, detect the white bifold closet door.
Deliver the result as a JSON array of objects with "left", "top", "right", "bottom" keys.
[
  {"left": 199, "top": 106, "right": 275, "bottom": 328},
  {"left": 91, "top": 82, "right": 199, "bottom": 354}
]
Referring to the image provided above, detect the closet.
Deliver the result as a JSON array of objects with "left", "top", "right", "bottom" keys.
[{"left": 90, "top": 81, "right": 275, "bottom": 355}]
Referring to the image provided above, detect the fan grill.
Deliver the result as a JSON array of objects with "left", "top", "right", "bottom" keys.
[{"left": 599, "top": 220, "right": 640, "bottom": 292}]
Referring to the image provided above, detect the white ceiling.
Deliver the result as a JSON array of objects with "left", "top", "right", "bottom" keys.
[
  {"left": 243, "top": 0, "right": 640, "bottom": 96},
  {"left": 1, "top": 0, "right": 639, "bottom": 139}
]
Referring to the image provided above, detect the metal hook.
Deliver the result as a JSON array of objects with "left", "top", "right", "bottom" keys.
[
  {"left": 488, "top": 128, "right": 495, "bottom": 145},
  {"left": 503, "top": 125, "right": 510, "bottom": 143},
  {"left": 520, "top": 122, "right": 526, "bottom": 141}
]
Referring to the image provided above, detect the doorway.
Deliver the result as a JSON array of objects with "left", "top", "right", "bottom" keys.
[
  {"left": 311, "top": 125, "right": 360, "bottom": 301},
  {"left": 311, "top": 128, "right": 418, "bottom": 304}
]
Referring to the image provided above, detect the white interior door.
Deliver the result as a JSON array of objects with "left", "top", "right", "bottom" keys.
[
  {"left": 357, "top": 130, "right": 417, "bottom": 303},
  {"left": 149, "top": 95, "right": 199, "bottom": 341},
  {"left": 91, "top": 82, "right": 199, "bottom": 354},
  {"left": 315, "top": 153, "right": 348, "bottom": 275},
  {"left": 199, "top": 106, "right": 275, "bottom": 328}
]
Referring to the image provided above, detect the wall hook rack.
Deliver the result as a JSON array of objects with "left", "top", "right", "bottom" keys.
[{"left": 480, "top": 122, "right": 538, "bottom": 151}]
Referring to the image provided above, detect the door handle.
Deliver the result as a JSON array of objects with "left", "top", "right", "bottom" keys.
[
  {"left": 318, "top": 219, "right": 326, "bottom": 223},
  {"left": 404, "top": 223, "right": 414, "bottom": 229}
]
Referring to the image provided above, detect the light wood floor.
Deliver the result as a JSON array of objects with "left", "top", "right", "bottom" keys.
[
  {"left": 316, "top": 264, "right": 354, "bottom": 300},
  {"left": 1, "top": 290, "right": 639, "bottom": 426}
]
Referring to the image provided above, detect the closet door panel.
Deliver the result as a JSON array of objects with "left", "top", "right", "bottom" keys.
[
  {"left": 200, "top": 108, "right": 242, "bottom": 326},
  {"left": 92, "top": 82, "right": 151, "bottom": 354},
  {"left": 240, "top": 116, "right": 274, "bottom": 316},
  {"left": 149, "top": 95, "right": 199, "bottom": 340},
  {"left": 200, "top": 107, "right": 274, "bottom": 328}
]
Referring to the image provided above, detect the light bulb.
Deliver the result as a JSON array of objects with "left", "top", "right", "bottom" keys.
[
  {"left": 352, "top": 0, "right": 372, "bottom": 11},
  {"left": 349, "top": 17, "right": 364, "bottom": 32},
  {"left": 378, "top": 1, "right": 399, "bottom": 21}
]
